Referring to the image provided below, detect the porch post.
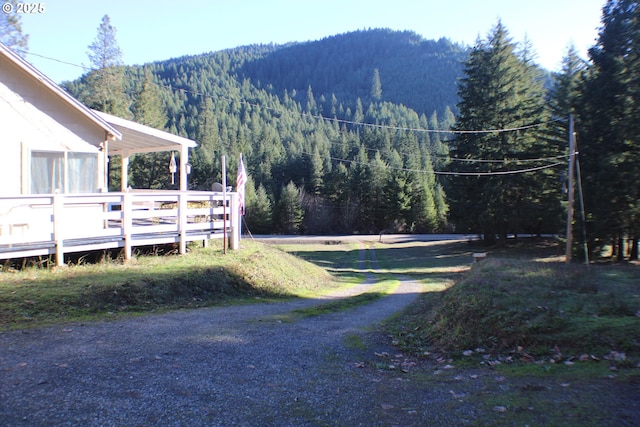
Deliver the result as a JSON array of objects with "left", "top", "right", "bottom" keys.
[
  {"left": 52, "top": 192, "right": 65, "bottom": 266},
  {"left": 122, "top": 192, "right": 132, "bottom": 260},
  {"left": 121, "top": 153, "right": 130, "bottom": 192},
  {"left": 179, "top": 145, "right": 189, "bottom": 191},
  {"left": 230, "top": 192, "right": 240, "bottom": 250},
  {"left": 178, "top": 191, "right": 188, "bottom": 255},
  {"left": 102, "top": 133, "right": 109, "bottom": 192}
]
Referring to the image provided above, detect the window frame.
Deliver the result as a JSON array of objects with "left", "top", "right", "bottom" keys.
[{"left": 29, "top": 149, "right": 99, "bottom": 194}]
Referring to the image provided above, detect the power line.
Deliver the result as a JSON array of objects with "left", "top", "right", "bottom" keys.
[
  {"left": 169, "top": 80, "right": 557, "bottom": 135},
  {"left": 433, "top": 162, "right": 566, "bottom": 176},
  {"left": 298, "top": 149, "right": 566, "bottom": 177},
  {"left": 23, "top": 48, "right": 561, "bottom": 136},
  {"left": 443, "top": 153, "right": 570, "bottom": 164},
  {"left": 23, "top": 49, "right": 567, "bottom": 171},
  {"left": 309, "top": 114, "right": 556, "bottom": 134},
  {"left": 20, "top": 49, "right": 91, "bottom": 71}
]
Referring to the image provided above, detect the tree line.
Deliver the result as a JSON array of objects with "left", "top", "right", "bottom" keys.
[
  {"left": 3, "top": 1, "right": 639, "bottom": 260},
  {"left": 63, "top": 20, "right": 457, "bottom": 235},
  {"left": 448, "top": 0, "right": 639, "bottom": 260}
]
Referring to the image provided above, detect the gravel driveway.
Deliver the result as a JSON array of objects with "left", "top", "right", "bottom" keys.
[
  {"left": 0, "top": 244, "right": 441, "bottom": 426},
  {"left": 2, "top": 243, "right": 638, "bottom": 426}
]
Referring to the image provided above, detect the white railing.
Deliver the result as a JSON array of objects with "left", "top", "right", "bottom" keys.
[{"left": 0, "top": 191, "right": 240, "bottom": 265}]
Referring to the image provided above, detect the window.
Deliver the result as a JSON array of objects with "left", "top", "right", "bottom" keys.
[
  {"left": 68, "top": 153, "right": 97, "bottom": 193},
  {"left": 30, "top": 151, "right": 98, "bottom": 194},
  {"left": 31, "top": 151, "right": 64, "bottom": 194}
]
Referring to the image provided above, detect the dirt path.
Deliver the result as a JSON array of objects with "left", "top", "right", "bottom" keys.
[
  {"left": 1, "top": 244, "right": 638, "bottom": 426},
  {"left": 0, "top": 245, "right": 430, "bottom": 426}
]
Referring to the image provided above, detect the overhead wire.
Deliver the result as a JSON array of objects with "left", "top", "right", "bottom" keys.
[
  {"left": 21, "top": 49, "right": 562, "bottom": 135},
  {"left": 19, "top": 49, "right": 90, "bottom": 71},
  {"left": 21, "top": 49, "right": 569, "bottom": 176},
  {"left": 297, "top": 149, "right": 566, "bottom": 177}
]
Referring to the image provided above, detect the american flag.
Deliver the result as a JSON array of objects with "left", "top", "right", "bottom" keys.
[{"left": 236, "top": 154, "right": 247, "bottom": 215}]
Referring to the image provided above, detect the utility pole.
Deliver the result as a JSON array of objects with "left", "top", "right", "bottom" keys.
[{"left": 565, "top": 115, "right": 576, "bottom": 263}]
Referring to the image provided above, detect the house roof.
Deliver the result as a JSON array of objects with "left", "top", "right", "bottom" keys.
[
  {"left": 0, "top": 81, "right": 101, "bottom": 153},
  {"left": 0, "top": 42, "right": 122, "bottom": 141},
  {"left": 93, "top": 110, "right": 197, "bottom": 156},
  {"left": 1, "top": 42, "right": 197, "bottom": 156}
]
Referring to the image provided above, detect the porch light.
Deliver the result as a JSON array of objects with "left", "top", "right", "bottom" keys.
[
  {"left": 185, "top": 163, "right": 192, "bottom": 174},
  {"left": 169, "top": 152, "right": 177, "bottom": 185}
]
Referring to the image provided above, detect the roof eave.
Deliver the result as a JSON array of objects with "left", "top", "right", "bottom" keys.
[{"left": 0, "top": 42, "right": 122, "bottom": 141}]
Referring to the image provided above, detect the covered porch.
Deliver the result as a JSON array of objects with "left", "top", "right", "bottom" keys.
[
  {"left": 0, "top": 113, "right": 240, "bottom": 266},
  {"left": 94, "top": 110, "right": 196, "bottom": 192},
  {"left": 0, "top": 191, "right": 240, "bottom": 266}
]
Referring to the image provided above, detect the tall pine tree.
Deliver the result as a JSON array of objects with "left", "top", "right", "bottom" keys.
[
  {"left": 449, "top": 21, "right": 550, "bottom": 244},
  {"left": 83, "top": 15, "right": 128, "bottom": 116},
  {"left": 276, "top": 181, "right": 304, "bottom": 234},
  {"left": 580, "top": 0, "right": 640, "bottom": 259},
  {"left": 130, "top": 69, "right": 172, "bottom": 189},
  {"left": 0, "top": 0, "right": 29, "bottom": 54}
]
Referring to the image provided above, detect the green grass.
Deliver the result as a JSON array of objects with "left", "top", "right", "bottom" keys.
[
  {"left": 388, "top": 251, "right": 640, "bottom": 372},
  {"left": 290, "top": 278, "right": 399, "bottom": 318},
  {"left": 0, "top": 241, "right": 341, "bottom": 329},
  {"left": 370, "top": 240, "right": 473, "bottom": 278},
  {"left": 344, "top": 333, "right": 367, "bottom": 350},
  {"left": 3, "top": 236, "right": 639, "bottom": 377},
  {"left": 276, "top": 242, "right": 365, "bottom": 282}
]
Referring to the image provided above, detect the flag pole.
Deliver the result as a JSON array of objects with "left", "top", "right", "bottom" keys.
[{"left": 236, "top": 153, "right": 247, "bottom": 243}]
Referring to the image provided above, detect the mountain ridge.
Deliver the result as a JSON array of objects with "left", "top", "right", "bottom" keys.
[
  {"left": 63, "top": 28, "right": 466, "bottom": 234},
  {"left": 147, "top": 28, "right": 468, "bottom": 119}
]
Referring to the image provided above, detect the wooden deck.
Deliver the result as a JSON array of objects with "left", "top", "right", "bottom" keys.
[{"left": 0, "top": 191, "right": 240, "bottom": 265}]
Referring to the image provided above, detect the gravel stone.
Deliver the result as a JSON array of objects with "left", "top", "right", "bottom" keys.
[{"left": 1, "top": 244, "right": 638, "bottom": 426}]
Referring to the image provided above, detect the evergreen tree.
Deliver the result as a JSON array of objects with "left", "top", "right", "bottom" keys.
[
  {"left": 348, "top": 145, "right": 372, "bottom": 231},
  {"left": 353, "top": 98, "right": 364, "bottom": 123},
  {"left": 276, "top": 181, "right": 304, "bottom": 234},
  {"left": 434, "top": 183, "right": 449, "bottom": 230},
  {"left": 370, "top": 68, "right": 382, "bottom": 101},
  {"left": 72, "top": 15, "right": 130, "bottom": 191},
  {"left": 441, "top": 106, "right": 456, "bottom": 131},
  {"left": 366, "top": 151, "right": 390, "bottom": 232},
  {"left": 0, "top": 0, "right": 29, "bottom": 54},
  {"left": 191, "top": 97, "right": 220, "bottom": 189},
  {"left": 131, "top": 69, "right": 166, "bottom": 128},
  {"left": 580, "top": 0, "right": 640, "bottom": 259},
  {"left": 308, "top": 145, "right": 324, "bottom": 195},
  {"left": 83, "top": 15, "right": 128, "bottom": 116},
  {"left": 245, "top": 182, "right": 273, "bottom": 234},
  {"left": 549, "top": 45, "right": 586, "bottom": 121},
  {"left": 305, "top": 85, "right": 317, "bottom": 114},
  {"left": 449, "top": 21, "right": 550, "bottom": 245},
  {"left": 130, "top": 69, "right": 172, "bottom": 189}
]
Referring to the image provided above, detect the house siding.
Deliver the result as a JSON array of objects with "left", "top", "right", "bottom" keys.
[{"left": 0, "top": 55, "right": 107, "bottom": 195}]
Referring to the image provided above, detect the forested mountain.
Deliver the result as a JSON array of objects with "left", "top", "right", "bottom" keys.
[
  {"left": 65, "top": 28, "right": 466, "bottom": 235},
  {"left": 237, "top": 29, "right": 466, "bottom": 117},
  {"left": 60, "top": 3, "right": 640, "bottom": 259}
]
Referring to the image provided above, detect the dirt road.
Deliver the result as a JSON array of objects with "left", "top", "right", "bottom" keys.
[
  {"left": 1, "top": 242, "right": 637, "bottom": 426},
  {"left": 0, "top": 245, "right": 437, "bottom": 426}
]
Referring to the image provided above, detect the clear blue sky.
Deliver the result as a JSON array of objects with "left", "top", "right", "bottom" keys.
[{"left": 19, "top": 0, "right": 605, "bottom": 84}]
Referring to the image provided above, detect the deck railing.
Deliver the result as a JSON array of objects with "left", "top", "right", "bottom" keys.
[{"left": 0, "top": 191, "right": 240, "bottom": 265}]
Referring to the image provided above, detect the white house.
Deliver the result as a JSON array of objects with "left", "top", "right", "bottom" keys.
[{"left": 0, "top": 43, "right": 239, "bottom": 265}]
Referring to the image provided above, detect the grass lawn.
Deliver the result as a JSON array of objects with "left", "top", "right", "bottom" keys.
[
  {"left": 377, "top": 239, "right": 640, "bottom": 376},
  {"left": 2, "top": 237, "right": 639, "bottom": 374},
  {"left": 2, "top": 236, "right": 637, "bottom": 426},
  {"left": 0, "top": 241, "right": 343, "bottom": 329}
]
